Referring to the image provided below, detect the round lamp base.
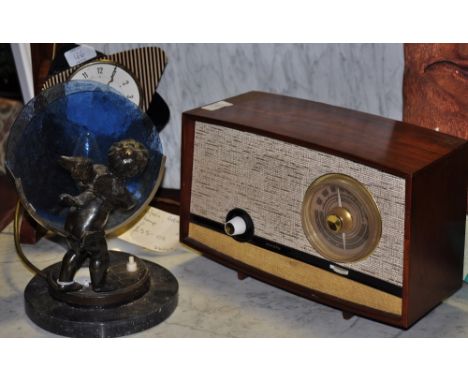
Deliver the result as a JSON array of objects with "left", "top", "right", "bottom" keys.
[{"left": 24, "top": 251, "right": 178, "bottom": 337}]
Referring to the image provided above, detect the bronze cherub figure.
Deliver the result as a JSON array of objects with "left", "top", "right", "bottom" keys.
[{"left": 55, "top": 139, "right": 149, "bottom": 292}]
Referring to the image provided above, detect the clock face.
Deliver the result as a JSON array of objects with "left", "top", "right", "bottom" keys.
[{"left": 69, "top": 62, "right": 142, "bottom": 106}]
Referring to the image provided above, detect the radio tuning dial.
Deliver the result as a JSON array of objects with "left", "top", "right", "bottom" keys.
[
  {"left": 326, "top": 207, "right": 353, "bottom": 233},
  {"left": 326, "top": 214, "right": 342, "bottom": 232},
  {"left": 301, "top": 173, "right": 382, "bottom": 263}
]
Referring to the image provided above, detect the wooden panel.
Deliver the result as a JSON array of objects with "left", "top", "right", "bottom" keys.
[
  {"left": 184, "top": 91, "right": 466, "bottom": 177},
  {"left": 149, "top": 188, "right": 180, "bottom": 216},
  {"left": 180, "top": 115, "right": 196, "bottom": 239},
  {"left": 406, "top": 144, "right": 467, "bottom": 326},
  {"left": 181, "top": 91, "right": 467, "bottom": 329},
  {"left": 30, "top": 43, "right": 61, "bottom": 95},
  {"left": 0, "top": 174, "right": 17, "bottom": 232}
]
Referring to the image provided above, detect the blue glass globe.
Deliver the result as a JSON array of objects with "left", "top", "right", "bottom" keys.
[{"left": 6, "top": 80, "right": 164, "bottom": 235}]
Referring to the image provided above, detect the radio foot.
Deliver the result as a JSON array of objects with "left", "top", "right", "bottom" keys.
[
  {"left": 342, "top": 311, "right": 355, "bottom": 320},
  {"left": 237, "top": 272, "right": 248, "bottom": 281}
]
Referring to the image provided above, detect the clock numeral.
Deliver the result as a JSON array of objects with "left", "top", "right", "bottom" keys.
[
  {"left": 122, "top": 80, "right": 129, "bottom": 86},
  {"left": 97, "top": 67, "right": 103, "bottom": 74},
  {"left": 82, "top": 72, "right": 88, "bottom": 79},
  {"left": 127, "top": 95, "right": 134, "bottom": 99}
]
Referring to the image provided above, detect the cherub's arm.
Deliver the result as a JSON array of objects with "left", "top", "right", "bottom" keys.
[
  {"left": 58, "top": 156, "right": 94, "bottom": 188},
  {"left": 93, "top": 175, "right": 135, "bottom": 211},
  {"left": 59, "top": 190, "right": 95, "bottom": 207},
  {"left": 113, "top": 187, "right": 135, "bottom": 211}
]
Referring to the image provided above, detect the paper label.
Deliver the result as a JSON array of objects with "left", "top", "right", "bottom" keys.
[
  {"left": 119, "top": 207, "right": 180, "bottom": 253},
  {"left": 201, "top": 100, "right": 233, "bottom": 111},
  {"left": 64, "top": 45, "right": 97, "bottom": 67}
]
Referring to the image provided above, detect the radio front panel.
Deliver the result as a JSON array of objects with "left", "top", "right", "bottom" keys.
[{"left": 189, "top": 122, "right": 406, "bottom": 292}]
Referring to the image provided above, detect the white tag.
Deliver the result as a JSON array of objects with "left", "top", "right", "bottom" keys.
[
  {"left": 119, "top": 207, "right": 180, "bottom": 253},
  {"left": 202, "top": 100, "right": 233, "bottom": 111},
  {"left": 64, "top": 45, "right": 97, "bottom": 67},
  {"left": 329, "top": 264, "right": 349, "bottom": 276}
]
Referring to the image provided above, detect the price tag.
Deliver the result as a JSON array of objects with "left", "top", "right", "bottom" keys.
[
  {"left": 119, "top": 207, "right": 180, "bottom": 253},
  {"left": 64, "top": 45, "right": 97, "bottom": 67},
  {"left": 201, "top": 100, "right": 233, "bottom": 111}
]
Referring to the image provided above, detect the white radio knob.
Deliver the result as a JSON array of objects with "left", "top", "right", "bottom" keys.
[{"left": 224, "top": 216, "right": 247, "bottom": 236}]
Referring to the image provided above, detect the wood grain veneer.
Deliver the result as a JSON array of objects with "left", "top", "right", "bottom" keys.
[{"left": 181, "top": 91, "right": 467, "bottom": 328}]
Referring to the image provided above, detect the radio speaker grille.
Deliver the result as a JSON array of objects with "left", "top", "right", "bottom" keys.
[{"left": 190, "top": 122, "right": 406, "bottom": 286}]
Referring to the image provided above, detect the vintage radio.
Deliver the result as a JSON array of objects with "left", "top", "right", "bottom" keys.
[{"left": 180, "top": 91, "right": 467, "bottom": 328}]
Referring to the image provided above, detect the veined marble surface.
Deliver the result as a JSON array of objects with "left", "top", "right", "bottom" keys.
[
  {"left": 86, "top": 44, "right": 404, "bottom": 189},
  {"left": 0, "top": 219, "right": 467, "bottom": 338}
]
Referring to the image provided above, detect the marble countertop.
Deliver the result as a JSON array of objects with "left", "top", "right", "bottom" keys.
[{"left": 1, "top": 222, "right": 467, "bottom": 338}]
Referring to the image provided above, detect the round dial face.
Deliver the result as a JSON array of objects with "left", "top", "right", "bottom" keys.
[
  {"left": 301, "top": 173, "right": 382, "bottom": 263},
  {"left": 69, "top": 62, "right": 142, "bottom": 106}
]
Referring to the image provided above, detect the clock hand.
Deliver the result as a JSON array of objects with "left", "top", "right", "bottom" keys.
[
  {"left": 337, "top": 187, "right": 346, "bottom": 249},
  {"left": 107, "top": 66, "right": 117, "bottom": 85}
]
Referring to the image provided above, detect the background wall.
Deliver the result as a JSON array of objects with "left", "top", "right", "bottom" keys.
[{"left": 89, "top": 44, "right": 404, "bottom": 189}]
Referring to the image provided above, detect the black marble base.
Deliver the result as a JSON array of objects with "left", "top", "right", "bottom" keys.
[
  {"left": 24, "top": 251, "right": 178, "bottom": 337},
  {"left": 47, "top": 252, "right": 151, "bottom": 308}
]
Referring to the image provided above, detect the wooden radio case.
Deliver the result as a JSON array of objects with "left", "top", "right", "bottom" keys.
[{"left": 180, "top": 91, "right": 467, "bottom": 328}]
